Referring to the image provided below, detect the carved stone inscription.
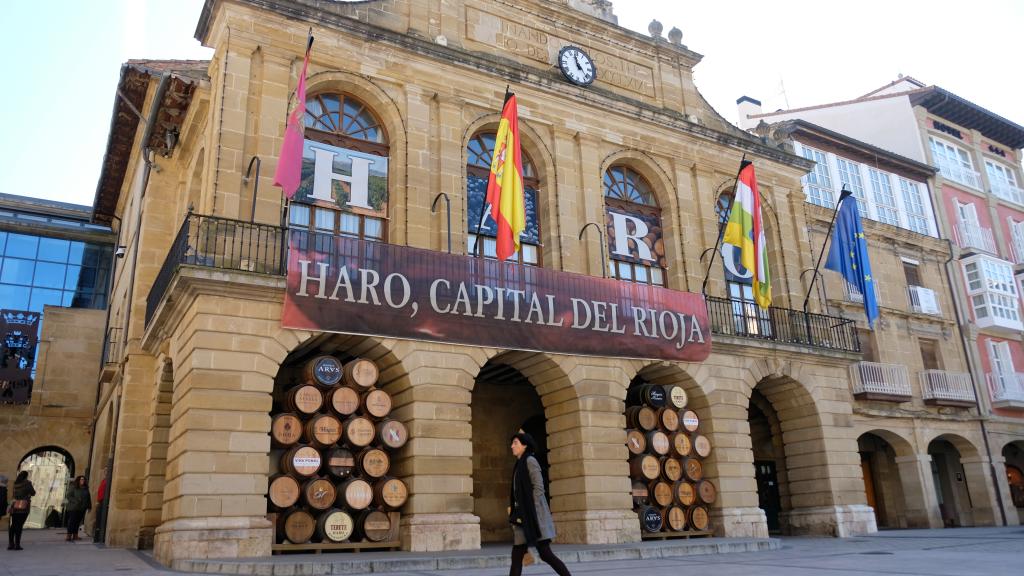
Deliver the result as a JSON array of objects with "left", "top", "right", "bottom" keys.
[{"left": 466, "top": 7, "right": 655, "bottom": 97}]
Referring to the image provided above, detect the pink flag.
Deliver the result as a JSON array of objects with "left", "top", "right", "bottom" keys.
[{"left": 274, "top": 35, "right": 313, "bottom": 199}]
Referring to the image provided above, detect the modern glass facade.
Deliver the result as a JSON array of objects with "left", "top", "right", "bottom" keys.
[{"left": 0, "top": 231, "right": 112, "bottom": 312}]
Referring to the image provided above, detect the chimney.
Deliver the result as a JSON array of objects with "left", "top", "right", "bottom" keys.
[{"left": 736, "top": 96, "right": 763, "bottom": 130}]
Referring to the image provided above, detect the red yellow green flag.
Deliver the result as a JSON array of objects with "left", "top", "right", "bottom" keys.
[
  {"left": 723, "top": 160, "right": 771, "bottom": 309},
  {"left": 486, "top": 91, "right": 526, "bottom": 261}
]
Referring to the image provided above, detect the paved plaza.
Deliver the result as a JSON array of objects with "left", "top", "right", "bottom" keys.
[{"left": 2, "top": 526, "right": 1023, "bottom": 576}]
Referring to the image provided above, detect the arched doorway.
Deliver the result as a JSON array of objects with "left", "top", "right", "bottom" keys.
[
  {"left": 1002, "top": 441, "right": 1024, "bottom": 524},
  {"left": 928, "top": 437, "right": 972, "bottom": 527},
  {"left": 748, "top": 389, "right": 786, "bottom": 533},
  {"left": 472, "top": 355, "right": 547, "bottom": 543},
  {"left": 858, "top": 432, "right": 906, "bottom": 528},
  {"left": 18, "top": 446, "right": 74, "bottom": 529}
]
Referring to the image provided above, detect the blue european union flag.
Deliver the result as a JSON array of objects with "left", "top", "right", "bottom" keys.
[{"left": 825, "top": 198, "right": 879, "bottom": 328}]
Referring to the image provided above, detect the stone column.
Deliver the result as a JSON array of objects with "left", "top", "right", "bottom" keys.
[
  {"left": 960, "top": 455, "right": 998, "bottom": 526},
  {"left": 895, "top": 454, "right": 943, "bottom": 528},
  {"left": 990, "top": 455, "right": 1019, "bottom": 526}
]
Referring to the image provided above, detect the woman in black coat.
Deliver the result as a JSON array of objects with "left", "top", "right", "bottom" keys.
[
  {"left": 508, "top": 432, "right": 572, "bottom": 576},
  {"left": 8, "top": 470, "right": 35, "bottom": 550},
  {"left": 65, "top": 476, "right": 92, "bottom": 541}
]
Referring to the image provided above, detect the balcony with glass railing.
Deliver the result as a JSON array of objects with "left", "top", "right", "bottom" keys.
[
  {"left": 850, "top": 362, "right": 912, "bottom": 402},
  {"left": 936, "top": 161, "right": 982, "bottom": 190},
  {"left": 991, "top": 179, "right": 1024, "bottom": 206},
  {"left": 919, "top": 370, "right": 975, "bottom": 407},
  {"left": 987, "top": 371, "right": 1024, "bottom": 409},
  {"left": 954, "top": 222, "right": 997, "bottom": 254}
]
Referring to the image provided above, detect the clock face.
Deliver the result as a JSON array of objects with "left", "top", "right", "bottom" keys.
[{"left": 558, "top": 46, "right": 596, "bottom": 86}]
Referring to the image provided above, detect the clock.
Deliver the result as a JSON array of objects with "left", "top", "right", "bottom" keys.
[{"left": 558, "top": 46, "right": 596, "bottom": 86}]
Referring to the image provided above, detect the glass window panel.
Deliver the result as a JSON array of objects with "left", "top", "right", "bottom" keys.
[
  {"left": 5, "top": 233, "right": 38, "bottom": 259},
  {"left": 617, "top": 261, "right": 633, "bottom": 280},
  {"left": 314, "top": 208, "right": 335, "bottom": 231},
  {"left": 38, "top": 238, "right": 70, "bottom": 263},
  {"left": 0, "top": 283, "right": 30, "bottom": 310},
  {"left": 78, "top": 266, "right": 97, "bottom": 291},
  {"left": 521, "top": 244, "right": 538, "bottom": 265},
  {"left": 289, "top": 204, "right": 311, "bottom": 227},
  {"left": 650, "top": 267, "right": 663, "bottom": 286},
  {"left": 484, "top": 237, "right": 497, "bottom": 258},
  {"left": 33, "top": 262, "right": 66, "bottom": 289},
  {"left": 29, "top": 288, "right": 63, "bottom": 312},
  {"left": 1, "top": 258, "right": 35, "bottom": 285},
  {"left": 93, "top": 293, "right": 107, "bottom": 310},
  {"left": 364, "top": 217, "right": 383, "bottom": 239},
  {"left": 340, "top": 212, "right": 360, "bottom": 235},
  {"left": 0, "top": 231, "right": 6, "bottom": 254},
  {"left": 634, "top": 265, "right": 648, "bottom": 283},
  {"left": 82, "top": 245, "right": 102, "bottom": 267},
  {"left": 67, "top": 241, "right": 85, "bottom": 264},
  {"left": 62, "top": 291, "right": 75, "bottom": 307},
  {"left": 64, "top": 265, "right": 82, "bottom": 290},
  {"left": 95, "top": 266, "right": 110, "bottom": 292},
  {"left": 835, "top": 158, "right": 865, "bottom": 201}
]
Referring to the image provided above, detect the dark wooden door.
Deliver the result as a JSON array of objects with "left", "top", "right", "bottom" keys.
[{"left": 754, "top": 460, "right": 781, "bottom": 532}]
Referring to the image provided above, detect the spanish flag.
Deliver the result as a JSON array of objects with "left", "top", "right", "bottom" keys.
[
  {"left": 723, "top": 160, "right": 772, "bottom": 309},
  {"left": 486, "top": 91, "right": 526, "bottom": 261}
]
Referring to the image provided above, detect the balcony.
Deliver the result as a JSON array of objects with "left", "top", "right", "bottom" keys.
[
  {"left": 920, "top": 370, "right": 976, "bottom": 407},
  {"left": 987, "top": 372, "right": 1024, "bottom": 410},
  {"left": 100, "top": 326, "right": 123, "bottom": 383},
  {"left": 908, "top": 285, "right": 941, "bottom": 315},
  {"left": 991, "top": 179, "right": 1024, "bottom": 206},
  {"left": 705, "top": 296, "right": 860, "bottom": 353},
  {"left": 851, "top": 362, "right": 912, "bottom": 402},
  {"left": 954, "top": 222, "right": 997, "bottom": 255},
  {"left": 145, "top": 214, "right": 286, "bottom": 325},
  {"left": 936, "top": 162, "right": 982, "bottom": 190},
  {"left": 970, "top": 292, "right": 1023, "bottom": 335}
]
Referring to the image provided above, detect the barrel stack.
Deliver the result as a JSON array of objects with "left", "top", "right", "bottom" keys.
[
  {"left": 625, "top": 381, "right": 715, "bottom": 535},
  {"left": 269, "top": 355, "right": 409, "bottom": 548}
]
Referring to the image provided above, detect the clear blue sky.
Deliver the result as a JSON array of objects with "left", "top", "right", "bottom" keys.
[{"left": 3, "top": 0, "right": 1021, "bottom": 207}]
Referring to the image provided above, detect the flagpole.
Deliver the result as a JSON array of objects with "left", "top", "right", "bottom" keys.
[
  {"left": 701, "top": 154, "right": 747, "bottom": 296},
  {"left": 801, "top": 187, "right": 854, "bottom": 315}
]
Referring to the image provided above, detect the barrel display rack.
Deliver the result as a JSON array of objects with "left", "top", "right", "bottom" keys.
[
  {"left": 625, "top": 378, "right": 715, "bottom": 539},
  {"left": 268, "top": 354, "right": 409, "bottom": 553}
]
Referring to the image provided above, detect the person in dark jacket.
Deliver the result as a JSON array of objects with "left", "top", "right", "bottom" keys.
[
  {"left": 8, "top": 471, "right": 35, "bottom": 550},
  {"left": 507, "top": 432, "right": 572, "bottom": 576},
  {"left": 0, "top": 475, "right": 8, "bottom": 523},
  {"left": 65, "top": 476, "right": 91, "bottom": 541}
]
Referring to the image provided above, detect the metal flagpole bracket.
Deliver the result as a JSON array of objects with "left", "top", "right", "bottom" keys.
[
  {"left": 431, "top": 192, "right": 452, "bottom": 254},
  {"left": 578, "top": 222, "right": 607, "bottom": 278},
  {"left": 244, "top": 155, "right": 261, "bottom": 223}
]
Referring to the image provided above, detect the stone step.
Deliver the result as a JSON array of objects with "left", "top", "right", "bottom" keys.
[{"left": 172, "top": 537, "right": 778, "bottom": 575}]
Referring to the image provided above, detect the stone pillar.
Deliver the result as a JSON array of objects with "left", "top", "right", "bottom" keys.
[
  {"left": 138, "top": 357, "right": 174, "bottom": 548},
  {"left": 960, "top": 455, "right": 998, "bottom": 526},
  {"left": 990, "top": 456, "right": 1020, "bottom": 526},
  {"left": 895, "top": 454, "right": 943, "bottom": 528}
]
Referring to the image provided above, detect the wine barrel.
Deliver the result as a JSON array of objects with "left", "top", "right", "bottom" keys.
[
  {"left": 285, "top": 384, "right": 324, "bottom": 415},
  {"left": 326, "top": 386, "right": 360, "bottom": 417},
  {"left": 670, "top": 432, "right": 692, "bottom": 457},
  {"left": 646, "top": 430, "right": 670, "bottom": 456},
  {"left": 343, "top": 358, "right": 379, "bottom": 389},
  {"left": 657, "top": 408, "right": 679, "bottom": 432},
  {"left": 280, "top": 508, "right": 316, "bottom": 544},
  {"left": 268, "top": 474, "right": 300, "bottom": 509},
  {"left": 303, "top": 413, "right": 342, "bottom": 448},
  {"left": 376, "top": 419, "right": 409, "bottom": 450},
  {"left": 355, "top": 509, "right": 392, "bottom": 542},
  {"left": 356, "top": 447, "right": 391, "bottom": 479},
  {"left": 665, "top": 504, "right": 687, "bottom": 531},
  {"left": 674, "top": 480, "right": 696, "bottom": 506},
  {"left": 630, "top": 480, "right": 649, "bottom": 507},
  {"left": 302, "top": 355, "right": 343, "bottom": 387},
  {"left": 281, "top": 445, "right": 322, "bottom": 477},
  {"left": 271, "top": 413, "right": 303, "bottom": 447},
  {"left": 693, "top": 434, "right": 712, "bottom": 458},
  {"left": 688, "top": 504, "right": 710, "bottom": 531},
  {"left": 667, "top": 385, "right": 688, "bottom": 409},
  {"left": 661, "top": 457, "right": 682, "bottom": 482},
  {"left": 682, "top": 456, "right": 703, "bottom": 482},
  {"left": 335, "top": 477, "right": 374, "bottom": 510},
  {"left": 680, "top": 409, "right": 699, "bottom": 432},
  {"left": 625, "top": 429, "right": 647, "bottom": 455},
  {"left": 343, "top": 415, "right": 376, "bottom": 448},
  {"left": 696, "top": 479, "right": 717, "bottom": 504},
  {"left": 637, "top": 506, "right": 663, "bottom": 533},
  {"left": 625, "top": 406, "right": 657, "bottom": 431},
  {"left": 649, "top": 480, "right": 673, "bottom": 507},
  {"left": 303, "top": 477, "right": 337, "bottom": 510},
  {"left": 627, "top": 384, "right": 667, "bottom": 408},
  {"left": 373, "top": 477, "right": 409, "bottom": 510},
  {"left": 362, "top": 389, "right": 393, "bottom": 419},
  {"left": 629, "top": 454, "right": 661, "bottom": 481},
  {"left": 323, "top": 447, "right": 356, "bottom": 478},
  {"left": 314, "top": 508, "right": 354, "bottom": 543}
]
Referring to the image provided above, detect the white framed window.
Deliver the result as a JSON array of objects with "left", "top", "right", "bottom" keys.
[
  {"left": 800, "top": 145, "right": 835, "bottom": 208},
  {"left": 1009, "top": 217, "right": 1024, "bottom": 264},
  {"left": 930, "top": 137, "right": 980, "bottom": 189},
  {"left": 987, "top": 340, "right": 1015, "bottom": 380},
  {"left": 868, "top": 168, "right": 899, "bottom": 226},
  {"left": 962, "top": 256, "right": 1020, "bottom": 323},
  {"left": 986, "top": 160, "right": 1024, "bottom": 205},
  {"left": 836, "top": 158, "right": 866, "bottom": 209},
  {"left": 899, "top": 178, "right": 930, "bottom": 235}
]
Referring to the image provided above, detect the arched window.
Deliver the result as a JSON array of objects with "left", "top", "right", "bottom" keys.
[
  {"left": 287, "top": 92, "right": 389, "bottom": 242},
  {"left": 603, "top": 165, "right": 665, "bottom": 286},
  {"left": 466, "top": 132, "right": 541, "bottom": 265}
]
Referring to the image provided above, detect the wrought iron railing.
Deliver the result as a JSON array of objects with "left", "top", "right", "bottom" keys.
[
  {"left": 102, "top": 326, "right": 123, "bottom": 366},
  {"left": 145, "top": 214, "right": 286, "bottom": 324},
  {"left": 705, "top": 296, "right": 860, "bottom": 352},
  {"left": 919, "top": 370, "right": 975, "bottom": 403}
]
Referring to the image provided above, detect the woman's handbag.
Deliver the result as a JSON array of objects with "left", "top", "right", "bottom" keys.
[{"left": 11, "top": 499, "right": 29, "bottom": 512}]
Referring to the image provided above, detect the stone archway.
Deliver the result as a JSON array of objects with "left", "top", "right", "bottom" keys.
[
  {"left": 18, "top": 446, "right": 75, "bottom": 529},
  {"left": 927, "top": 434, "right": 989, "bottom": 527},
  {"left": 1003, "top": 441, "right": 1024, "bottom": 524},
  {"left": 857, "top": 431, "right": 911, "bottom": 528}
]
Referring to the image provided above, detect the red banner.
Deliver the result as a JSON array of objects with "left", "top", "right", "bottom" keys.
[{"left": 281, "top": 231, "right": 711, "bottom": 362}]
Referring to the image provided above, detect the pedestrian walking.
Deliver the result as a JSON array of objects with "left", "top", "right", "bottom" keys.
[
  {"left": 65, "top": 475, "right": 91, "bottom": 542},
  {"left": 507, "top": 432, "right": 572, "bottom": 576},
  {"left": 8, "top": 470, "right": 35, "bottom": 550}
]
